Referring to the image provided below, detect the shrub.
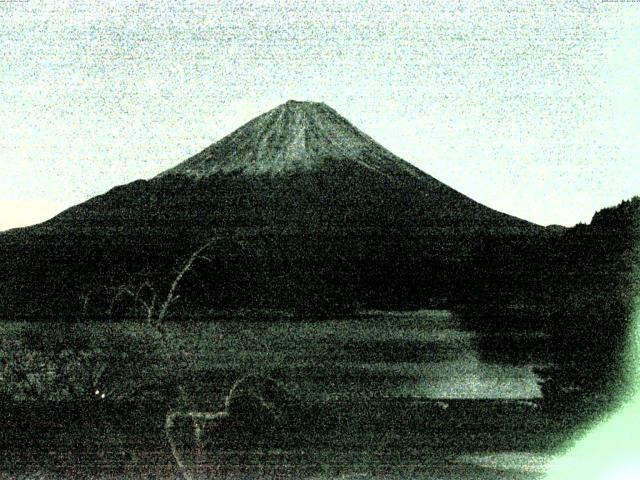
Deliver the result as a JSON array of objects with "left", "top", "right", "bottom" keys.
[{"left": 0, "top": 322, "right": 165, "bottom": 402}]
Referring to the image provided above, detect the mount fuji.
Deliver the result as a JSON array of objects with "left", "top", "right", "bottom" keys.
[{"left": 0, "top": 101, "right": 540, "bottom": 318}]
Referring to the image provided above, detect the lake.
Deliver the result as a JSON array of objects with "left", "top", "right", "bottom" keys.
[
  {"left": 0, "top": 309, "right": 549, "bottom": 403},
  {"left": 0, "top": 310, "right": 561, "bottom": 478},
  {"left": 168, "top": 309, "right": 550, "bottom": 402}
]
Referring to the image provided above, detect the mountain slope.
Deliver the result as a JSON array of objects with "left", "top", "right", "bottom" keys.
[
  {"left": 0, "top": 100, "right": 541, "bottom": 319},
  {"left": 40, "top": 100, "right": 535, "bottom": 236}
]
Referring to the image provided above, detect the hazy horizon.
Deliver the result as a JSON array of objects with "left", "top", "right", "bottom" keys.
[{"left": 2, "top": 1, "right": 639, "bottom": 231}]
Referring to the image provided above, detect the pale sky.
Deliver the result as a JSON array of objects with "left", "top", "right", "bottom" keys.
[{"left": 1, "top": 0, "right": 639, "bottom": 231}]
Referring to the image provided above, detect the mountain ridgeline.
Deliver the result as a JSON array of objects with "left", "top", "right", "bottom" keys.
[{"left": 0, "top": 100, "right": 550, "bottom": 319}]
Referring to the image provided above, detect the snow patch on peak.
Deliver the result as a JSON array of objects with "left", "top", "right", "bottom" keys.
[{"left": 158, "top": 100, "right": 422, "bottom": 179}]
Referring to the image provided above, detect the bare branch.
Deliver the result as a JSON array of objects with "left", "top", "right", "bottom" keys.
[
  {"left": 155, "top": 237, "right": 218, "bottom": 323},
  {"left": 106, "top": 285, "right": 138, "bottom": 317}
]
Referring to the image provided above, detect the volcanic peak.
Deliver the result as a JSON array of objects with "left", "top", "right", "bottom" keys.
[{"left": 159, "top": 100, "right": 414, "bottom": 178}]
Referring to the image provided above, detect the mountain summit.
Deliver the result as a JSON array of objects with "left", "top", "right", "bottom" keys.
[{"left": 160, "top": 100, "right": 421, "bottom": 178}]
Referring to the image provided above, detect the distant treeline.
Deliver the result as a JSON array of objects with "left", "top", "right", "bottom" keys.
[
  {"left": 0, "top": 228, "right": 474, "bottom": 319},
  {"left": 456, "top": 197, "right": 640, "bottom": 408}
]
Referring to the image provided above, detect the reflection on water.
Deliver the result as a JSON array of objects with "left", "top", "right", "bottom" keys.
[
  {"left": 340, "top": 310, "right": 546, "bottom": 399},
  {"left": 0, "top": 310, "right": 548, "bottom": 402},
  {"left": 224, "top": 310, "right": 548, "bottom": 400}
]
